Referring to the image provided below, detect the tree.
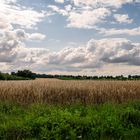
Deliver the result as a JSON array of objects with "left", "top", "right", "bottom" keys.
[{"left": 15, "top": 70, "right": 35, "bottom": 79}]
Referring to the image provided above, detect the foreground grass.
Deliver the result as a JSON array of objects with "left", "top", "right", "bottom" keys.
[{"left": 0, "top": 101, "right": 140, "bottom": 140}]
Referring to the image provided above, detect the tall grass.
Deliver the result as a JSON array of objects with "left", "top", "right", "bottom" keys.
[
  {"left": 0, "top": 79, "right": 139, "bottom": 105},
  {"left": 0, "top": 101, "right": 139, "bottom": 140}
]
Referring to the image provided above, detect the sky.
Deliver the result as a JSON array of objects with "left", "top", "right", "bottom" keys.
[{"left": 0, "top": 0, "right": 140, "bottom": 75}]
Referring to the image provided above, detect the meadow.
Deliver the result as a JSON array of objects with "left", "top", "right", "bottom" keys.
[{"left": 0, "top": 79, "right": 140, "bottom": 139}]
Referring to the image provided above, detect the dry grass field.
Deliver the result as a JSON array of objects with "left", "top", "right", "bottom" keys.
[
  {"left": 0, "top": 79, "right": 139, "bottom": 105},
  {"left": 0, "top": 79, "right": 140, "bottom": 139}
]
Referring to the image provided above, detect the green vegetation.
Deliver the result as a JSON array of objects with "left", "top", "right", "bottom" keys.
[
  {"left": 35, "top": 74, "right": 140, "bottom": 80},
  {"left": 11, "top": 70, "right": 36, "bottom": 80},
  {"left": 0, "top": 70, "right": 36, "bottom": 80},
  {"left": 0, "top": 101, "right": 139, "bottom": 140},
  {"left": 57, "top": 77, "right": 81, "bottom": 80},
  {"left": 57, "top": 75, "right": 140, "bottom": 81},
  {"left": 0, "top": 72, "right": 30, "bottom": 80},
  {"left": 1, "top": 69, "right": 140, "bottom": 80}
]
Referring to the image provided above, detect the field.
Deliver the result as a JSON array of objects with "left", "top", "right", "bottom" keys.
[
  {"left": 0, "top": 79, "right": 140, "bottom": 105},
  {"left": 0, "top": 79, "right": 140, "bottom": 139}
]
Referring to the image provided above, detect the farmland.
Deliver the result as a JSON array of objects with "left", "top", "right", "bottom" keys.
[
  {"left": 0, "top": 79, "right": 140, "bottom": 139},
  {"left": 0, "top": 79, "right": 140, "bottom": 105}
]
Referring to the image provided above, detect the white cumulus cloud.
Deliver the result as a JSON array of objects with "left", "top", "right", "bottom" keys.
[
  {"left": 114, "top": 14, "right": 133, "bottom": 24},
  {"left": 67, "top": 8, "right": 110, "bottom": 29},
  {"left": 47, "top": 38, "right": 140, "bottom": 70}
]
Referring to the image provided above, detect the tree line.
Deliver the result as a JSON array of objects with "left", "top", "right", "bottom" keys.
[
  {"left": 39, "top": 74, "right": 140, "bottom": 80},
  {"left": 0, "top": 70, "right": 140, "bottom": 80},
  {"left": 0, "top": 70, "right": 36, "bottom": 80}
]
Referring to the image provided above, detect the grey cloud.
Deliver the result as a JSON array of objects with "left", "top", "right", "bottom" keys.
[
  {"left": 0, "top": 0, "right": 48, "bottom": 71},
  {"left": 47, "top": 38, "right": 140, "bottom": 71},
  {"left": 0, "top": 28, "right": 48, "bottom": 65},
  {"left": 1, "top": 36, "right": 140, "bottom": 73},
  {"left": 0, "top": 31, "right": 20, "bottom": 63}
]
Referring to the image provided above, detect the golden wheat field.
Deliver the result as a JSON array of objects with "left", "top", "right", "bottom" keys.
[{"left": 0, "top": 79, "right": 140, "bottom": 105}]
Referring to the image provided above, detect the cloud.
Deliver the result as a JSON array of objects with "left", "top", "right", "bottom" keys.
[
  {"left": 86, "top": 38, "right": 140, "bottom": 66},
  {"left": 0, "top": 30, "right": 23, "bottom": 63},
  {"left": 0, "top": 0, "right": 47, "bottom": 30},
  {"left": 48, "top": 5, "right": 68, "bottom": 16},
  {"left": 99, "top": 26, "right": 140, "bottom": 36},
  {"left": 1, "top": 33, "right": 140, "bottom": 74},
  {"left": 71, "top": 0, "right": 133, "bottom": 8},
  {"left": 114, "top": 14, "right": 133, "bottom": 24},
  {"left": 65, "top": 5, "right": 72, "bottom": 12},
  {"left": 67, "top": 8, "right": 110, "bottom": 29},
  {"left": 49, "top": 5, "right": 110, "bottom": 29},
  {"left": 28, "top": 33, "right": 46, "bottom": 40},
  {"left": 55, "top": 0, "right": 64, "bottom": 3},
  {"left": 90, "top": 64, "right": 140, "bottom": 76},
  {"left": 48, "top": 0, "right": 135, "bottom": 29},
  {"left": 47, "top": 38, "right": 140, "bottom": 70},
  {"left": 0, "top": 29, "right": 47, "bottom": 64},
  {"left": 48, "top": 0, "right": 138, "bottom": 30},
  {"left": 0, "top": 29, "right": 46, "bottom": 41},
  {"left": 1, "top": 0, "right": 139, "bottom": 75},
  {"left": 0, "top": 0, "right": 48, "bottom": 69}
]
